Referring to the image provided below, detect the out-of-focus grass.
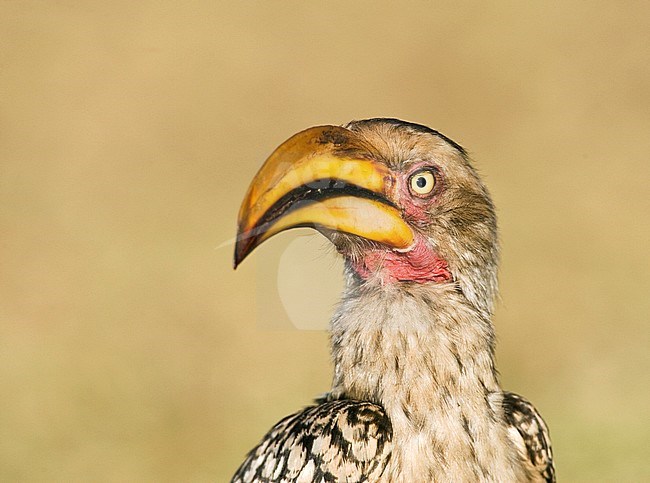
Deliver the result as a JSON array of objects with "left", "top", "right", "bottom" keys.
[{"left": 1, "top": 2, "right": 649, "bottom": 481}]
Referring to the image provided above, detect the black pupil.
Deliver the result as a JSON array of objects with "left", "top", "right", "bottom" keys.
[{"left": 416, "top": 176, "right": 427, "bottom": 188}]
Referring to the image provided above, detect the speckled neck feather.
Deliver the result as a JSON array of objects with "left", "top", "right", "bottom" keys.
[{"left": 329, "top": 275, "right": 527, "bottom": 481}]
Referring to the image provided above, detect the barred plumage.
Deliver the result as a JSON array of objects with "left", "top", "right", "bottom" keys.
[
  {"left": 234, "top": 393, "right": 555, "bottom": 482},
  {"left": 504, "top": 392, "right": 556, "bottom": 482},
  {"left": 232, "top": 400, "right": 392, "bottom": 482}
]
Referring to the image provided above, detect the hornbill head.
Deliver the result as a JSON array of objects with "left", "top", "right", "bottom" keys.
[{"left": 235, "top": 118, "right": 498, "bottom": 314}]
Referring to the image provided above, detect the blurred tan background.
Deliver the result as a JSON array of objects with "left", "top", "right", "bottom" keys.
[{"left": 1, "top": 2, "right": 649, "bottom": 481}]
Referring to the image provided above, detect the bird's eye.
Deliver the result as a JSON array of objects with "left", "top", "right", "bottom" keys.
[{"left": 409, "top": 170, "right": 435, "bottom": 196}]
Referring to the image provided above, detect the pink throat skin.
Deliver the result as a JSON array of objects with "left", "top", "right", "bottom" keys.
[{"left": 350, "top": 236, "right": 452, "bottom": 284}]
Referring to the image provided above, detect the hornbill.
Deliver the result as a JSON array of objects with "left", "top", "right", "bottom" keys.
[{"left": 232, "top": 119, "right": 555, "bottom": 482}]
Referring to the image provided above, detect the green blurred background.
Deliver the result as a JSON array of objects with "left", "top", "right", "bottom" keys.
[{"left": 1, "top": 2, "right": 649, "bottom": 481}]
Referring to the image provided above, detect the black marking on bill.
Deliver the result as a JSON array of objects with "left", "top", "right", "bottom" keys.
[{"left": 258, "top": 178, "right": 395, "bottom": 230}]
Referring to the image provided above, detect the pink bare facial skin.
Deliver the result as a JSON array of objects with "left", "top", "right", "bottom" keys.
[
  {"left": 349, "top": 162, "right": 451, "bottom": 284},
  {"left": 350, "top": 234, "right": 451, "bottom": 284}
]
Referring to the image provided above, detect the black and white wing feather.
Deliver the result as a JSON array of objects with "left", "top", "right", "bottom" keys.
[
  {"left": 232, "top": 399, "right": 392, "bottom": 483},
  {"left": 503, "top": 392, "right": 555, "bottom": 483}
]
